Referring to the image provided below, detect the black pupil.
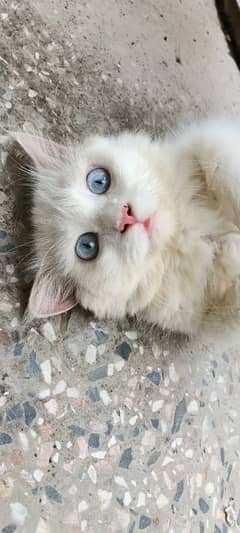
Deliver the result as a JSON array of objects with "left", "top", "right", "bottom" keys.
[
  {"left": 75, "top": 232, "right": 99, "bottom": 261},
  {"left": 86, "top": 168, "right": 110, "bottom": 194}
]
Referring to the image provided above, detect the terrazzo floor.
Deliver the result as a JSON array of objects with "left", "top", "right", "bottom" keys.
[
  {"left": 1, "top": 1, "right": 240, "bottom": 532},
  {"left": 1, "top": 310, "right": 240, "bottom": 533}
]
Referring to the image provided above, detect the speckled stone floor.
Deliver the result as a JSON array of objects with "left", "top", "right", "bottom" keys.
[{"left": 1, "top": 1, "right": 240, "bottom": 532}]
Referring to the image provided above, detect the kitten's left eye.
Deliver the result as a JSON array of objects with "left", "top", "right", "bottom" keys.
[
  {"left": 75, "top": 232, "right": 99, "bottom": 261},
  {"left": 86, "top": 168, "right": 111, "bottom": 194}
]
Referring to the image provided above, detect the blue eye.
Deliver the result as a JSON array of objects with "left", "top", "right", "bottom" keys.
[
  {"left": 75, "top": 232, "right": 99, "bottom": 261},
  {"left": 86, "top": 167, "right": 111, "bottom": 194}
]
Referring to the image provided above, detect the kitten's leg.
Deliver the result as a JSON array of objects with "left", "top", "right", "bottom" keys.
[
  {"left": 181, "top": 119, "right": 240, "bottom": 226},
  {"left": 204, "top": 233, "right": 240, "bottom": 340},
  {"left": 208, "top": 232, "right": 240, "bottom": 306}
]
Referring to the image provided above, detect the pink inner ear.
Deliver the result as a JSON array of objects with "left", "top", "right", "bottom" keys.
[
  {"left": 28, "top": 270, "right": 77, "bottom": 319},
  {"left": 10, "top": 132, "right": 66, "bottom": 170}
]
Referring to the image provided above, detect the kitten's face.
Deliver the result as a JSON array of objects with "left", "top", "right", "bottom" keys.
[{"left": 13, "top": 131, "right": 175, "bottom": 318}]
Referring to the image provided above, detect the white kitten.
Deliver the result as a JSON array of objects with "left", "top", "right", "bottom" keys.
[{"left": 9, "top": 118, "right": 240, "bottom": 337}]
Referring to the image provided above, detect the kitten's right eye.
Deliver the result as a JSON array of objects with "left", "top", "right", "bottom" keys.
[
  {"left": 86, "top": 168, "right": 111, "bottom": 194},
  {"left": 75, "top": 232, "right": 99, "bottom": 261}
]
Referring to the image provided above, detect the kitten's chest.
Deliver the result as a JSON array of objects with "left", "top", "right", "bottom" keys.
[{"left": 145, "top": 234, "right": 215, "bottom": 334}]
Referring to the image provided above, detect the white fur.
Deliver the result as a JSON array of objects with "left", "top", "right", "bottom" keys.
[{"left": 12, "top": 118, "right": 240, "bottom": 337}]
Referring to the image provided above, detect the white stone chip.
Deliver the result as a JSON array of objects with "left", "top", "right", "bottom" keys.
[
  {"left": 108, "top": 435, "right": 117, "bottom": 448},
  {"left": 205, "top": 482, "right": 214, "bottom": 496},
  {"left": 33, "top": 469, "right": 44, "bottom": 482},
  {"left": 45, "top": 399, "right": 58, "bottom": 416},
  {"left": 187, "top": 400, "right": 199, "bottom": 414},
  {"left": 185, "top": 449, "right": 194, "bottom": 459},
  {"left": 67, "top": 387, "right": 79, "bottom": 399},
  {"left": 6, "top": 264, "right": 14, "bottom": 274},
  {"left": 40, "top": 360, "right": 52, "bottom": 385},
  {"left": 136, "top": 492, "right": 146, "bottom": 507},
  {"left": 98, "top": 489, "right": 112, "bottom": 510},
  {"left": 114, "top": 475, "right": 128, "bottom": 488},
  {"left": 91, "top": 450, "right": 106, "bottom": 459},
  {"left": 0, "top": 397, "right": 7, "bottom": 407},
  {"left": 28, "top": 89, "right": 38, "bottom": 98},
  {"left": 115, "top": 359, "right": 125, "bottom": 371},
  {"left": 10, "top": 502, "right": 28, "bottom": 525},
  {"left": 38, "top": 388, "right": 50, "bottom": 399},
  {"left": 152, "top": 399, "right": 164, "bottom": 412},
  {"left": 78, "top": 500, "right": 89, "bottom": 513},
  {"left": 210, "top": 390, "right": 218, "bottom": 402},
  {"left": 163, "top": 471, "right": 172, "bottom": 491},
  {"left": 141, "top": 430, "right": 156, "bottom": 448},
  {"left": 29, "top": 428, "right": 37, "bottom": 439},
  {"left": 52, "top": 452, "right": 59, "bottom": 463},
  {"left": 125, "top": 330, "right": 138, "bottom": 340},
  {"left": 52, "top": 380, "right": 66, "bottom": 395},
  {"left": 18, "top": 432, "right": 29, "bottom": 452},
  {"left": 100, "top": 389, "right": 112, "bottom": 406},
  {"left": 156, "top": 493, "right": 169, "bottom": 509},
  {"left": 78, "top": 437, "right": 88, "bottom": 460},
  {"left": 85, "top": 344, "right": 97, "bottom": 365},
  {"left": 88, "top": 465, "right": 97, "bottom": 484},
  {"left": 123, "top": 491, "right": 132, "bottom": 506},
  {"left": 42, "top": 322, "right": 56, "bottom": 342},
  {"left": 107, "top": 363, "right": 114, "bottom": 376},
  {"left": 129, "top": 415, "right": 138, "bottom": 426},
  {"left": 162, "top": 456, "right": 174, "bottom": 466}
]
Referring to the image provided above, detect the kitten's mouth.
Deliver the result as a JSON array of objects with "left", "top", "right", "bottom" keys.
[
  {"left": 118, "top": 204, "right": 152, "bottom": 233},
  {"left": 119, "top": 204, "right": 136, "bottom": 233}
]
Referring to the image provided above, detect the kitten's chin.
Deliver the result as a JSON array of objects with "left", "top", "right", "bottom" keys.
[
  {"left": 124, "top": 223, "right": 150, "bottom": 264},
  {"left": 79, "top": 293, "right": 126, "bottom": 321}
]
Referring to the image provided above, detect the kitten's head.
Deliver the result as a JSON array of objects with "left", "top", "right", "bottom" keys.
[{"left": 12, "top": 131, "right": 175, "bottom": 319}]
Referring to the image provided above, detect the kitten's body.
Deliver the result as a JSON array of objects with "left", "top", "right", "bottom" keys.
[
  {"left": 133, "top": 120, "right": 240, "bottom": 335},
  {"left": 9, "top": 118, "right": 240, "bottom": 337}
]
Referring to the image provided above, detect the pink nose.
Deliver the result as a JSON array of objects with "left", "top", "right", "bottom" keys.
[{"left": 118, "top": 204, "right": 137, "bottom": 232}]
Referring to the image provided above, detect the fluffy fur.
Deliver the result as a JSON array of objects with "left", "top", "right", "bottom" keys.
[{"left": 9, "top": 118, "right": 240, "bottom": 337}]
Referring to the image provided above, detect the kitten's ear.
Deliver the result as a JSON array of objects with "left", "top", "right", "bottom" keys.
[
  {"left": 28, "top": 269, "right": 77, "bottom": 318},
  {"left": 9, "top": 132, "right": 66, "bottom": 170}
]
